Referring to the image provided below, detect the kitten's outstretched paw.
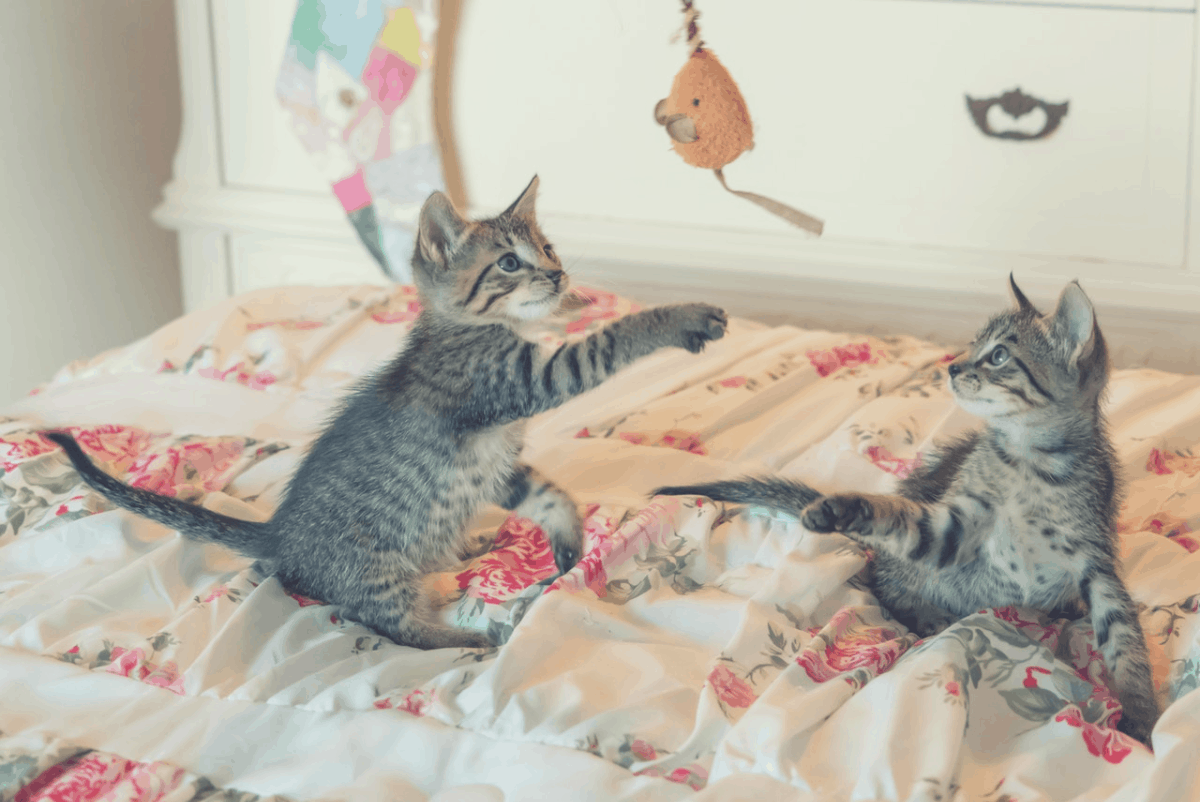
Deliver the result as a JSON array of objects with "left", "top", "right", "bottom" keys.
[
  {"left": 553, "top": 540, "right": 581, "bottom": 575},
  {"left": 459, "top": 631, "right": 496, "bottom": 650},
  {"left": 1116, "top": 714, "right": 1154, "bottom": 746},
  {"left": 544, "top": 508, "right": 584, "bottom": 575},
  {"left": 801, "top": 494, "right": 873, "bottom": 535},
  {"left": 666, "top": 303, "right": 728, "bottom": 353}
]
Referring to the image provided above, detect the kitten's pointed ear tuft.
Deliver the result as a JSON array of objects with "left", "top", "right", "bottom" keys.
[
  {"left": 1008, "top": 273, "right": 1037, "bottom": 314},
  {"left": 417, "top": 191, "right": 468, "bottom": 266},
  {"left": 1051, "top": 280, "right": 1097, "bottom": 366},
  {"left": 503, "top": 175, "right": 540, "bottom": 221}
]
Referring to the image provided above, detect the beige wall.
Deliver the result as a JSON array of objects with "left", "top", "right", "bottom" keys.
[{"left": 0, "top": 0, "right": 182, "bottom": 403}]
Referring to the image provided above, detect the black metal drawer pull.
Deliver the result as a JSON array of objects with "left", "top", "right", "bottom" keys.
[{"left": 965, "top": 87, "right": 1068, "bottom": 141}]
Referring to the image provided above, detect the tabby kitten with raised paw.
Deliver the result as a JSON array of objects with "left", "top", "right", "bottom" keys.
[
  {"left": 47, "top": 176, "right": 728, "bottom": 651},
  {"left": 656, "top": 277, "right": 1158, "bottom": 743}
]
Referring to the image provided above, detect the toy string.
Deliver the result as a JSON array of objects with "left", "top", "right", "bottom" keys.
[
  {"left": 673, "top": 0, "right": 704, "bottom": 55},
  {"left": 714, "top": 168, "right": 825, "bottom": 236}
]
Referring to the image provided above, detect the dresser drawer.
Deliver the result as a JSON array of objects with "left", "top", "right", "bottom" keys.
[
  {"left": 933, "top": 0, "right": 1194, "bottom": 9},
  {"left": 769, "top": 1, "right": 1195, "bottom": 265},
  {"left": 455, "top": 0, "right": 1193, "bottom": 266}
]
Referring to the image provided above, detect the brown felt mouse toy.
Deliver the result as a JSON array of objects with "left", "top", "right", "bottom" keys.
[{"left": 653, "top": 2, "right": 823, "bottom": 235}]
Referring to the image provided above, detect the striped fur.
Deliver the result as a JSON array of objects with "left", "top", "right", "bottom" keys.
[
  {"left": 48, "top": 177, "right": 727, "bottom": 651},
  {"left": 657, "top": 277, "right": 1158, "bottom": 743}
]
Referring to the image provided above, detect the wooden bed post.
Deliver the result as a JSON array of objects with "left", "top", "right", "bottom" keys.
[{"left": 434, "top": 0, "right": 469, "bottom": 213}]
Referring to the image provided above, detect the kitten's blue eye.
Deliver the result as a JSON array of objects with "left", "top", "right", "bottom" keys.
[
  {"left": 497, "top": 254, "right": 521, "bottom": 273},
  {"left": 989, "top": 345, "right": 1010, "bottom": 366}
]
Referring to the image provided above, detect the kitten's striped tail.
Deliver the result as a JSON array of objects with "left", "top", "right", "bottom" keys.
[
  {"left": 653, "top": 476, "right": 822, "bottom": 514},
  {"left": 43, "top": 431, "right": 275, "bottom": 559}
]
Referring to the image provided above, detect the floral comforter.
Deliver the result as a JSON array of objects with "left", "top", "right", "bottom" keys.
[{"left": 2, "top": 284, "right": 1200, "bottom": 802}]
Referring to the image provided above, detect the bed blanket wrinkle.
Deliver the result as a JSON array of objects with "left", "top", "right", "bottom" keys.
[{"left": 2, "top": 284, "right": 1200, "bottom": 801}]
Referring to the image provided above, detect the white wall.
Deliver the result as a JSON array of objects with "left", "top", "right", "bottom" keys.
[{"left": 0, "top": 0, "right": 182, "bottom": 403}]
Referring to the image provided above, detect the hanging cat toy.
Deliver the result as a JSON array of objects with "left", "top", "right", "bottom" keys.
[{"left": 654, "top": 0, "right": 824, "bottom": 235}]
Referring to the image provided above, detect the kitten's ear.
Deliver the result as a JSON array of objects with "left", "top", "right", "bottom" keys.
[
  {"left": 417, "top": 192, "right": 468, "bottom": 266},
  {"left": 1008, "top": 273, "right": 1037, "bottom": 314},
  {"left": 1050, "top": 280, "right": 1096, "bottom": 366},
  {"left": 502, "top": 175, "right": 539, "bottom": 221}
]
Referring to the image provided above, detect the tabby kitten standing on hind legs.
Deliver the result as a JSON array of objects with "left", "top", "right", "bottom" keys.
[
  {"left": 46, "top": 176, "right": 728, "bottom": 651},
  {"left": 658, "top": 277, "right": 1159, "bottom": 743}
]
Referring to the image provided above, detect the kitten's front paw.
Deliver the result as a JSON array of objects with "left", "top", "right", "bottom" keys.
[
  {"left": 461, "top": 631, "right": 497, "bottom": 650},
  {"left": 664, "top": 303, "right": 728, "bottom": 353},
  {"left": 551, "top": 522, "right": 584, "bottom": 575},
  {"left": 801, "top": 494, "right": 873, "bottom": 535},
  {"left": 1116, "top": 712, "right": 1154, "bottom": 746}
]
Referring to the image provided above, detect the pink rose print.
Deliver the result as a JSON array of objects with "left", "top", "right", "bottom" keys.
[
  {"left": 15, "top": 752, "right": 185, "bottom": 802},
  {"left": 203, "top": 585, "right": 229, "bottom": 603},
  {"left": 666, "top": 765, "right": 709, "bottom": 791},
  {"left": 635, "top": 763, "right": 709, "bottom": 791},
  {"left": 1055, "top": 706, "right": 1137, "bottom": 764},
  {"left": 807, "top": 342, "right": 878, "bottom": 377},
  {"left": 4, "top": 425, "right": 157, "bottom": 472},
  {"left": 708, "top": 664, "right": 756, "bottom": 708},
  {"left": 376, "top": 687, "right": 435, "bottom": 716},
  {"left": 945, "top": 681, "right": 961, "bottom": 697},
  {"left": 718, "top": 376, "right": 747, "bottom": 388},
  {"left": 1023, "top": 666, "right": 1052, "bottom": 688},
  {"left": 286, "top": 591, "right": 327, "bottom": 607},
  {"left": 246, "top": 319, "right": 325, "bottom": 332},
  {"left": 574, "top": 428, "right": 591, "bottom": 438},
  {"left": 1119, "top": 511, "right": 1196, "bottom": 552},
  {"left": 564, "top": 289, "right": 636, "bottom": 335},
  {"left": 371, "top": 290, "right": 423, "bottom": 325},
  {"left": 1144, "top": 448, "right": 1200, "bottom": 477},
  {"left": 560, "top": 505, "right": 622, "bottom": 598},
  {"left": 989, "top": 606, "right": 1062, "bottom": 651},
  {"left": 143, "top": 661, "right": 187, "bottom": 695},
  {"left": 1059, "top": 626, "right": 1125, "bottom": 725},
  {"left": 864, "top": 445, "right": 922, "bottom": 479},
  {"left": 616, "top": 430, "right": 707, "bottom": 456},
  {"left": 1146, "top": 448, "right": 1172, "bottom": 475},
  {"left": 399, "top": 687, "right": 434, "bottom": 716},
  {"left": 55, "top": 495, "right": 84, "bottom": 516},
  {"left": 126, "top": 439, "right": 245, "bottom": 499},
  {"left": 197, "top": 362, "right": 277, "bottom": 391},
  {"left": 103, "top": 647, "right": 186, "bottom": 694},
  {"left": 72, "top": 425, "right": 156, "bottom": 467},
  {"left": 105, "top": 646, "right": 151, "bottom": 680},
  {"left": 0, "top": 433, "right": 57, "bottom": 471},
  {"left": 456, "top": 515, "right": 557, "bottom": 603},
  {"left": 1173, "top": 535, "right": 1200, "bottom": 553},
  {"left": 630, "top": 739, "right": 657, "bottom": 761},
  {"left": 656, "top": 430, "right": 707, "bottom": 456},
  {"left": 797, "top": 607, "right": 909, "bottom": 684}
]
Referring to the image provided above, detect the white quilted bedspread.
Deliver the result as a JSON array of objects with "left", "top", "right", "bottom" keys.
[{"left": 2, "top": 284, "right": 1200, "bottom": 802}]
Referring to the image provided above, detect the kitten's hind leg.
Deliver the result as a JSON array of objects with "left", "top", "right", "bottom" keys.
[
  {"left": 358, "top": 575, "right": 493, "bottom": 650},
  {"left": 1080, "top": 567, "right": 1158, "bottom": 744},
  {"left": 498, "top": 464, "right": 584, "bottom": 575},
  {"left": 875, "top": 582, "right": 958, "bottom": 637}
]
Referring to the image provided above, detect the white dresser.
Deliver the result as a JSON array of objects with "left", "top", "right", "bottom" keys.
[{"left": 155, "top": 0, "right": 1200, "bottom": 368}]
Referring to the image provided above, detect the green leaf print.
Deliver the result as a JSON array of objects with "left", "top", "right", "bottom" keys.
[
  {"left": 0, "top": 754, "right": 39, "bottom": 792},
  {"left": 998, "top": 687, "right": 1065, "bottom": 722}
]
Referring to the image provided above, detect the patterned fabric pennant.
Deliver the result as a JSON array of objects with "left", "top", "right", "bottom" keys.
[{"left": 276, "top": 0, "right": 443, "bottom": 282}]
